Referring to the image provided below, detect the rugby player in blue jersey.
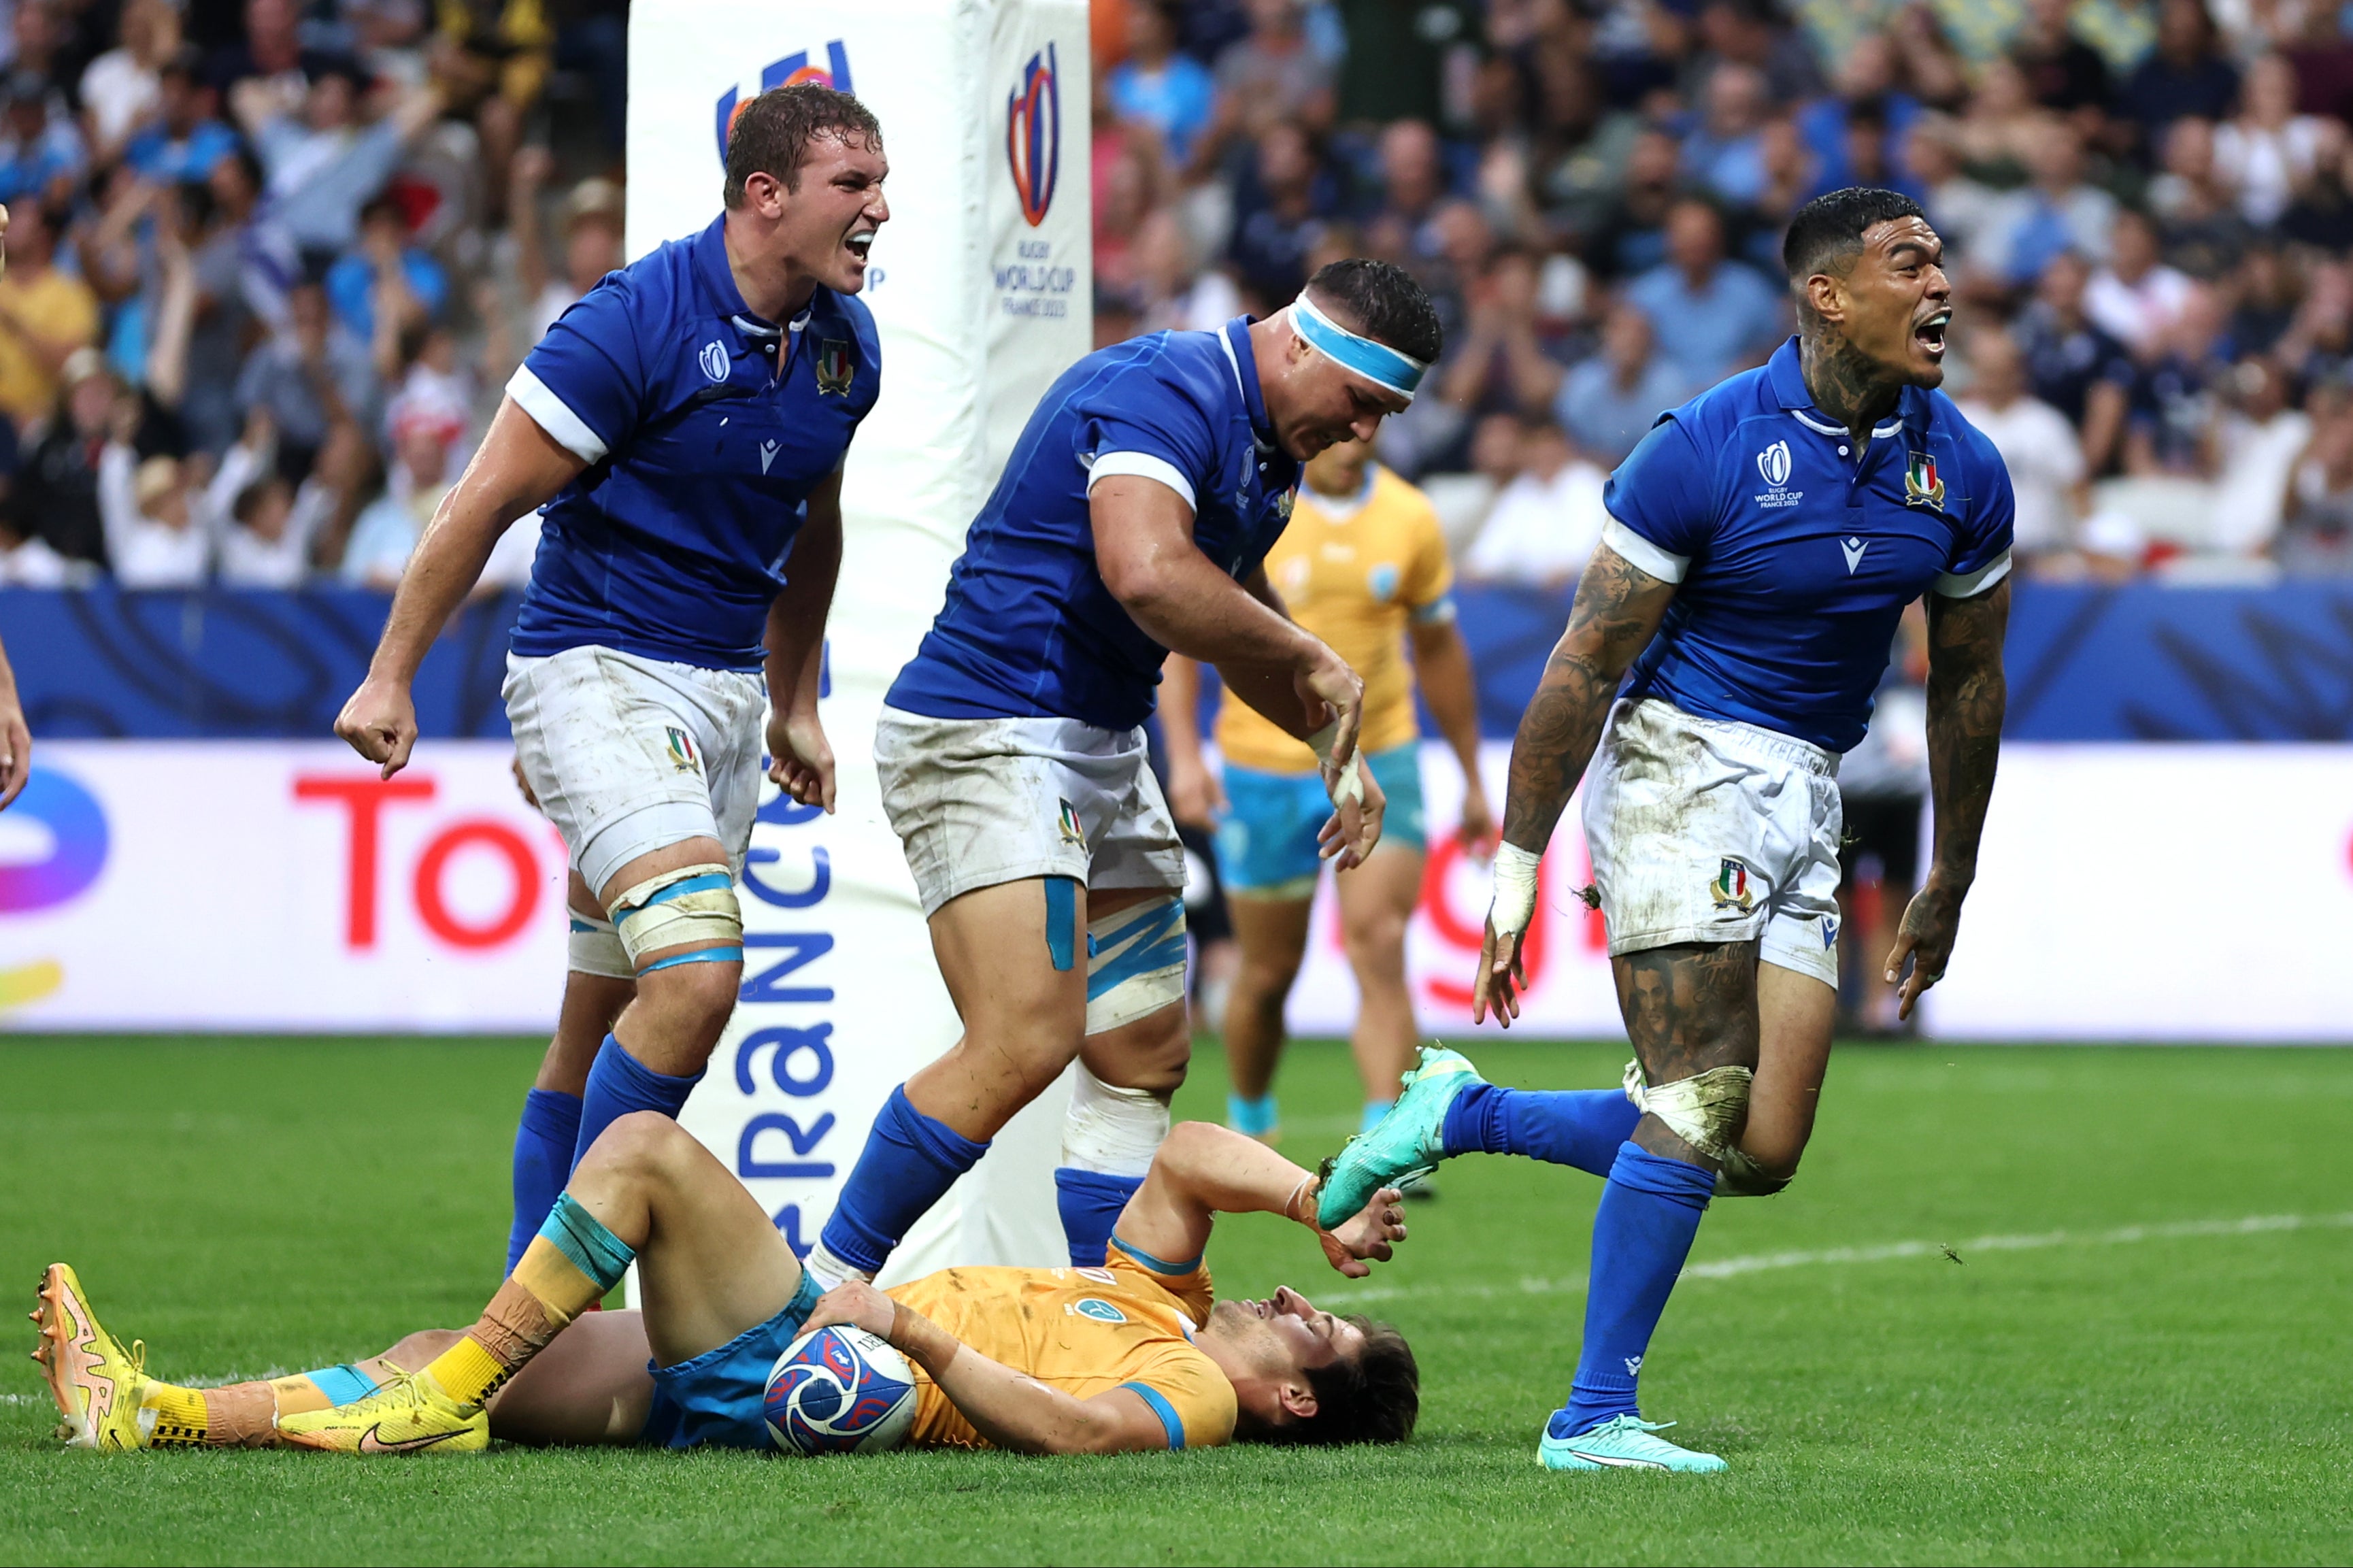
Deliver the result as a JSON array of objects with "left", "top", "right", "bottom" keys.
[
  {"left": 802, "top": 261, "right": 1443, "bottom": 1290},
  {"left": 333, "top": 85, "right": 888, "bottom": 1269},
  {"left": 1319, "top": 189, "right": 2014, "bottom": 1471}
]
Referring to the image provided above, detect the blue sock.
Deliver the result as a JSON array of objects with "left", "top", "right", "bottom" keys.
[
  {"left": 1556, "top": 1141, "right": 1715, "bottom": 1436},
  {"left": 507, "top": 1088, "right": 582, "bottom": 1273},
  {"left": 1361, "top": 1098, "right": 1395, "bottom": 1134},
  {"left": 818, "top": 1086, "right": 990, "bottom": 1275},
  {"left": 571, "top": 1035, "right": 703, "bottom": 1175},
  {"left": 1054, "top": 1169, "right": 1145, "bottom": 1267},
  {"left": 1228, "top": 1092, "right": 1278, "bottom": 1137},
  {"left": 1440, "top": 1083, "right": 1643, "bottom": 1178}
]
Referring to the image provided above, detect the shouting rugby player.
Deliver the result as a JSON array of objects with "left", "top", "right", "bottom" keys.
[
  {"left": 331, "top": 84, "right": 888, "bottom": 1270},
  {"left": 35, "top": 1121, "right": 1417, "bottom": 1456},
  {"left": 1322, "top": 188, "right": 2012, "bottom": 1471},
  {"left": 801, "top": 261, "right": 1444, "bottom": 1288}
]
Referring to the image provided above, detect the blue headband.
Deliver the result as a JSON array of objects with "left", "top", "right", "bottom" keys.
[{"left": 1290, "top": 295, "right": 1426, "bottom": 402}]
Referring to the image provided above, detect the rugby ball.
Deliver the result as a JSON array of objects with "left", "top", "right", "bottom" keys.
[{"left": 764, "top": 1325, "right": 917, "bottom": 1455}]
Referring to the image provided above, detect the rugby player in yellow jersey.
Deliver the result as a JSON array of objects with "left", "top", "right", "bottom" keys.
[
  {"left": 1161, "top": 435, "right": 1493, "bottom": 1144},
  {"left": 33, "top": 1115, "right": 1417, "bottom": 1457}
]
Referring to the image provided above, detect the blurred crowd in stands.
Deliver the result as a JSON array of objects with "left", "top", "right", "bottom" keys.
[
  {"left": 0, "top": 0, "right": 624, "bottom": 586},
  {"left": 5, "top": 0, "right": 2353, "bottom": 590}
]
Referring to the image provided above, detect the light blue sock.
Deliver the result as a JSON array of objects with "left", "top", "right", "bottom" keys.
[
  {"left": 571, "top": 1035, "right": 703, "bottom": 1175},
  {"left": 1361, "top": 1098, "right": 1395, "bottom": 1135},
  {"left": 1228, "top": 1091, "right": 1278, "bottom": 1137}
]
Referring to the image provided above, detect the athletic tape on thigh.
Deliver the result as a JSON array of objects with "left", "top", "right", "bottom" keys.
[
  {"left": 1621, "top": 1056, "right": 1752, "bottom": 1161},
  {"left": 1084, "top": 894, "right": 1188, "bottom": 1037},
  {"left": 611, "top": 863, "right": 743, "bottom": 968},
  {"left": 1062, "top": 1063, "right": 1171, "bottom": 1178},
  {"left": 566, "top": 908, "right": 634, "bottom": 980}
]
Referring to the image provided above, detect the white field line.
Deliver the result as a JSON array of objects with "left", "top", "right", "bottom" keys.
[{"left": 1324, "top": 1210, "right": 2353, "bottom": 1305}]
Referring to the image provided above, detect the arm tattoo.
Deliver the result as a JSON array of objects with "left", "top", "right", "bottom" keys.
[
  {"left": 1922, "top": 578, "right": 2009, "bottom": 884},
  {"left": 1499, "top": 546, "right": 1675, "bottom": 851}
]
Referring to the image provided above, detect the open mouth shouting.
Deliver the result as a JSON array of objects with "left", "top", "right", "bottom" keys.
[
  {"left": 1913, "top": 308, "right": 1951, "bottom": 361},
  {"left": 846, "top": 229, "right": 876, "bottom": 267}
]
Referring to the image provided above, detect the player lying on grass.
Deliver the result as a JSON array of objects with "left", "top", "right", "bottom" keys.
[{"left": 35, "top": 1118, "right": 1416, "bottom": 1457}]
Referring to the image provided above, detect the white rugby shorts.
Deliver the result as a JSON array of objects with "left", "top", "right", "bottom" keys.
[
  {"left": 504, "top": 646, "right": 766, "bottom": 895},
  {"left": 874, "top": 705, "right": 1186, "bottom": 918},
  {"left": 1582, "top": 697, "right": 1843, "bottom": 987}
]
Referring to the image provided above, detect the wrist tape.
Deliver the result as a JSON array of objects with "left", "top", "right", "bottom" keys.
[
  {"left": 1487, "top": 841, "right": 1543, "bottom": 937},
  {"left": 1306, "top": 720, "right": 1365, "bottom": 807}
]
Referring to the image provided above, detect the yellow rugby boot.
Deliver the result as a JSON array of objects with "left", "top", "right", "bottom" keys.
[
  {"left": 31, "top": 1263, "right": 150, "bottom": 1452},
  {"left": 274, "top": 1369, "right": 486, "bottom": 1454}
]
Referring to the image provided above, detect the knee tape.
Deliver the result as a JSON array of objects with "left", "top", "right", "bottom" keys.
[
  {"left": 1712, "top": 1146, "right": 1790, "bottom": 1198},
  {"left": 1620, "top": 1056, "right": 1753, "bottom": 1163},
  {"left": 1062, "top": 1064, "right": 1170, "bottom": 1178},
  {"left": 611, "top": 864, "right": 743, "bottom": 971},
  {"left": 1084, "top": 894, "right": 1188, "bottom": 1037},
  {"left": 566, "top": 907, "right": 634, "bottom": 980}
]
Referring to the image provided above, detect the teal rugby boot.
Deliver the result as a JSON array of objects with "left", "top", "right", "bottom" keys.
[
  {"left": 1539, "top": 1412, "right": 1727, "bottom": 1473},
  {"left": 1316, "top": 1046, "right": 1484, "bottom": 1229}
]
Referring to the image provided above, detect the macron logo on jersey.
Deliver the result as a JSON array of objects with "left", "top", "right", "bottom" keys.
[
  {"left": 1841, "top": 536, "right": 1869, "bottom": 574},
  {"left": 760, "top": 439, "right": 780, "bottom": 473}
]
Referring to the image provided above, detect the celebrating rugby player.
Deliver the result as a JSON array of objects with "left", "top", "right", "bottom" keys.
[
  {"left": 799, "top": 261, "right": 1444, "bottom": 1291},
  {"left": 330, "top": 84, "right": 888, "bottom": 1272},
  {"left": 1322, "top": 188, "right": 2012, "bottom": 1472}
]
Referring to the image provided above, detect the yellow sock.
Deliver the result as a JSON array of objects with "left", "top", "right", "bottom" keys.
[
  {"left": 141, "top": 1384, "right": 208, "bottom": 1446},
  {"left": 423, "top": 1205, "right": 627, "bottom": 1407}
]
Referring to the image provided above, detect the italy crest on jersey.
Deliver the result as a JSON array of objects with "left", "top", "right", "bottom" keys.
[
  {"left": 1904, "top": 450, "right": 1944, "bottom": 508},
  {"left": 815, "top": 338, "right": 856, "bottom": 397}
]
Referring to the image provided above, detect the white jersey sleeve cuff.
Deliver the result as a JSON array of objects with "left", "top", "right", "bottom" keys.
[
  {"left": 1933, "top": 548, "right": 2012, "bottom": 599},
  {"left": 1601, "top": 514, "right": 1689, "bottom": 584},
  {"left": 507, "top": 365, "right": 610, "bottom": 465},
  {"left": 1086, "top": 451, "right": 1196, "bottom": 512}
]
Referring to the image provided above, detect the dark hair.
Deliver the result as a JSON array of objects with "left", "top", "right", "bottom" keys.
[
  {"left": 1782, "top": 186, "right": 1928, "bottom": 285},
  {"left": 723, "top": 83, "right": 883, "bottom": 207},
  {"left": 1303, "top": 258, "right": 1443, "bottom": 367},
  {"left": 1282, "top": 1317, "right": 1419, "bottom": 1447}
]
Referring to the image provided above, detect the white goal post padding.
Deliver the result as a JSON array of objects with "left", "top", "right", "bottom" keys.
[{"left": 624, "top": 0, "right": 1091, "bottom": 1286}]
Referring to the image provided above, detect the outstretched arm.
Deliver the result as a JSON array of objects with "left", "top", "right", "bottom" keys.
[
  {"left": 1113, "top": 1120, "right": 1407, "bottom": 1280},
  {"left": 1885, "top": 578, "right": 2008, "bottom": 1020},
  {"left": 1475, "top": 541, "right": 1676, "bottom": 1024},
  {"left": 333, "top": 399, "right": 584, "bottom": 776},
  {"left": 764, "top": 469, "right": 844, "bottom": 812}
]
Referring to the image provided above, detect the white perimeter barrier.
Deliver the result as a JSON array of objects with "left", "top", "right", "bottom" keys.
[
  {"left": 628, "top": 0, "right": 1092, "bottom": 1278},
  {"left": 5, "top": 742, "right": 2346, "bottom": 1043}
]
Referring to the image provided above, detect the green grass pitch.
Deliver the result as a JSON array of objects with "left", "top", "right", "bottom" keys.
[{"left": 3, "top": 1033, "right": 2350, "bottom": 1565}]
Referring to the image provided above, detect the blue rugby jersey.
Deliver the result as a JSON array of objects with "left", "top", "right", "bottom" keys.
[
  {"left": 504, "top": 214, "right": 882, "bottom": 671},
  {"left": 1601, "top": 336, "right": 2014, "bottom": 753},
  {"left": 885, "top": 318, "right": 1303, "bottom": 732}
]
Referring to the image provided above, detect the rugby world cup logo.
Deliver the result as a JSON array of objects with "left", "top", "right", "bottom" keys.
[
  {"left": 1757, "top": 440, "right": 1792, "bottom": 490},
  {"left": 1005, "top": 44, "right": 1061, "bottom": 227},
  {"left": 716, "top": 41, "right": 855, "bottom": 164}
]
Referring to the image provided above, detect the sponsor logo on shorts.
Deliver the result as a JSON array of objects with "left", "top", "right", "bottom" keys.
[
  {"left": 1070, "top": 1299, "right": 1127, "bottom": 1324},
  {"left": 815, "top": 339, "right": 856, "bottom": 396},
  {"left": 1709, "top": 858, "right": 1754, "bottom": 912},
  {"left": 1905, "top": 450, "right": 1945, "bottom": 507},
  {"left": 1822, "top": 917, "right": 1839, "bottom": 948},
  {"left": 666, "top": 727, "right": 701, "bottom": 773},
  {"left": 1056, "top": 798, "right": 1084, "bottom": 846}
]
